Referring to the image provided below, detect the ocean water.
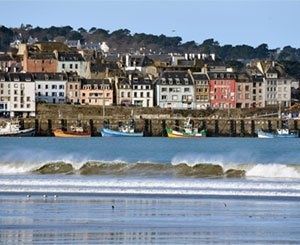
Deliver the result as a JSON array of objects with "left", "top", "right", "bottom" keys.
[{"left": 0, "top": 137, "right": 299, "bottom": 244}]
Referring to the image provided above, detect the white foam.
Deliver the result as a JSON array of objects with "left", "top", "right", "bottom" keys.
[
  {"left": 246, "top": 164, "right": 300, "bottom": 179},
  {"left": 0, "top": 177, "right": 299, "bottom": 197}
]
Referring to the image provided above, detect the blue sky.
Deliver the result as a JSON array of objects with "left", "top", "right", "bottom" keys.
[{"left": 1, "top": 0, "right": 299, "bottom": 48}]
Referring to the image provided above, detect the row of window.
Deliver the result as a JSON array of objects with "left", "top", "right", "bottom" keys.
[
  {"left": 161, "top": 95, "right": 193, "bottom": 101},
  {"left": 37, "top": 92, "right": 64, "bottom": 97},
  {"left": 37, "top": 84, "right": 65, "bottom": 90},
  {"left": 62, "top": 64, "right": 79, "bottom": 69},
  {"left": 81, "top": 92, "right": 111, "bottom": 97},
  {"left": 161, "top": 87, "right": 191, "bottom": 93}
]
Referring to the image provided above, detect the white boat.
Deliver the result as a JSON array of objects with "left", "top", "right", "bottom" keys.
[
  {"left": 257, "top": 129, "right": 298, "bottom": 138},
  {"left": 0, "top": 121, "right": 35, "bottom": 137}
]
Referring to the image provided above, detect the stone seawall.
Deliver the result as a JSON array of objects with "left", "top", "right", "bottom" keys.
[{"left": 14, "top": 104, "right": 300, "bottom": 137}]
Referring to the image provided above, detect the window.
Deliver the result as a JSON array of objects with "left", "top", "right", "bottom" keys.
[
  {"left": 38, "top": 84, "right": 41, "bottom": 89},
  {"left": 82, "top": 93, "right": 86, "bottom": 97},
  {"left": 121, "top": 92, "right": 124, "bottom": 98},
  {"left": 147, "top": 92, "right": 150, "bottom": 97},
  {"left": 14, "top": 90, "right": 17, "bottom": 95},
  {"left": 38, "top": 92, "right": 41, "bottom": 96},
  {"left": 134, "top": 85, "right": 138, "bottom": 90},
  {"left": 70, "top": 85, "right": 73, "bottom": 89},
  {"left": 14, "top": 84, "right": 18, "bottom": 88},
  {"left": 70, "top": 64, "right": 73, "bottom": 69},
  {"left": 14, "top": 104, "right": 17, "bottom": 108},
  {"left": 161, "top": 95, "right": 167, "bottom": 100},
  {"left": 161, "top": 87, "right": 167, "bottom": 92},
  {"left": 134, "top": 92, "right": 137, "bottom": 98},
  {"left": 45, "top": 85, "right": 48, "bottom": 89},
  {"left": 45, "top": 92, "right": 48, "bottom": 96},
  {"left": 184, "top": 87, "right": 190, "bottom": 92},
  {"left": 52, "top": 92, "right": 57, "bottom": 96},
  {"left": 52, "top": 85, "right": 57, "bottom": 89},
  {"left": 14, "top": 97, "right": 17, "bottom": 101},
  {"left": 62, "top": 64, "right": 65, "bottom": 69},
  {"left": 172, "top": 95, "right": 178, "bottom": 100},
  {"left": 127, "top": 92, "right": 130, "bottom": 97},
  {"left": 75, "top": 64, "right": 78, "bottom": 69},
  {"left": 59, "top": 85, "right": 64, "bottom": 89},
  {"left": 59, "top": 92, "right": 64, "bottom": 97}
]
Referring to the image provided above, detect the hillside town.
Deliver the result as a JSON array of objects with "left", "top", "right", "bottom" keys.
[{"left": 0, "top": 40, "right": 299, "bottom": 118}]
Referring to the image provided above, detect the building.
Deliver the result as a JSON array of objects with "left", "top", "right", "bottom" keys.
[
  {"left": 0, "top": 53, "right": 16, "bottom": 72},
  {"left": 66, "top": 74, "right": 81, "bottom": 104},
  {"left": 251, "top": 74, "right": 265, "bottom": 108},
  {"left": 33, "top": 73, "right": 68, "bottom": 104},
  {"left": 80, "top": 79, "right": 113, "bottom": 106},
  {"left": 155, "top": 71, "right": 194, "bottom": 109},
  {"left": 116, "top": 77, "right": 132, "bottom": 106},
  {"left": 236, "top": 73, "right": 253, "bottom": 108},
  {"left": 191, "top": 72, "right": 210, "bottom": 109},
  {"left": 23, "top": 52, "right": 58, "bottom": 73},
  {"left": 56, "top": 52, "right": 91, "bottom": 78},
  {"left": 131, "top": 76, "right": 154, "bottom": 107},
  {"left": 0, "top": 73, "right": 35, "bottom": 117},
  {"left": 208, "top": 72, "right": 237, "bottom": 109},
  {"left": 264, "top": 66, "right": 278, "bottom": 106}
]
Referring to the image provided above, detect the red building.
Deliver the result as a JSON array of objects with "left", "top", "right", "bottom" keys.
[
  {"left": 23, "top": 51, "right": 58, "bottom": 73},
  {"left": 208, "top": 72, "right": 237, "bottom": 109}
]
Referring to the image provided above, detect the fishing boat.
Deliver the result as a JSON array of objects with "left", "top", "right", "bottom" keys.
[
  {"left": 257, "top": 129, "right": 298, "bottom": 138},
  {"left": 0, "top": 121, "right": 35, "bottom": 137},
  {"left": 53, "top": 126, "right": 91, "bottom": 138},
  {"left": 100, "top": 119, "right": 143, "bottom": 137},
  {"left": 166, "top": 118, "right": 207, "bottom": 138}
]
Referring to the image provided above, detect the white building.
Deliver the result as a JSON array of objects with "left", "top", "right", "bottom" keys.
[
  {"left": 155, "top": 71, "right": 195, "bottom": 109},
  {"left": 33, "top": 73, "right": 68, "bottom": 104},
  {"left": 131, "top": 76, "right": 154, "bottom": 107},
  {"left": 0, "top": 73, "right": 35, "bottom": 117},
  {"left": 116, "top": 77, "right": 132, "bottom": 106},
  {"left": 55, "top": 51, "right": 91, "bottom": 78}
]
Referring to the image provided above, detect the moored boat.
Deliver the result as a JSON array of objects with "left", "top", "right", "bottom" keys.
[
  {"left": 100, "top": 120, "right": 143, "bottom": 137},
  {"left": 0, "top": 121, "right": 35, "bottom": 137},
  {"left": 100, "top": 127, "right": 143, "bottom": 137},
  {"left": 53, "top": 126, "right": 91, "bottom": 138},
  {"left": 166, "top": 118, "right": 207, "bottom": 138},
  {"left": 257, "top": 129, "right": 298, "bottom": 138}
]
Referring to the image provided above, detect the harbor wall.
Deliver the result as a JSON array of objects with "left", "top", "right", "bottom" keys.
[{"left": 15, "top": 104, "right": 300, "bottom": 137}]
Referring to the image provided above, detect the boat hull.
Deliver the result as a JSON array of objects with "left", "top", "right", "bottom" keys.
[
  {"left": 257, "top": 130, "right": 298, "bottom": 138},
  {"left": 166, "top": 128, "right": 206, "bottom": 138},
  {"left": 100, "top": 128, "right": 143, "bottom": 137},
  {"left": 53, "top": 129, "right": 91, "bottom": 138},
  {"left": 0, "top": 128, "right": 35, "bottom": 137}
]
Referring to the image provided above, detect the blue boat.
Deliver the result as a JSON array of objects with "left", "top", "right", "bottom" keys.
[
  {"left": 257, "top": 129, "right": 298, "bottom": 138},
  {"left": 100, "top": 124, "right": 143, "bottom": 137}
]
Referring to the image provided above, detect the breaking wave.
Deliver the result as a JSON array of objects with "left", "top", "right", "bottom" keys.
[{"left": 0, "top": 160, "right": 299, "bottom": 179}]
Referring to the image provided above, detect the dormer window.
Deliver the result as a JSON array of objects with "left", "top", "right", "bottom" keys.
[
  {"left": 175, "top": 78, "right": 180, "bottom": 84},
  {"left": 162, "top": 78, "right": 166, "bottom": 84},
  {"left": 184, "top": 78, "right": 189, "bottom": 85},
  {"left": 168, "top": 78, "right": 173, "bottom": 84}
]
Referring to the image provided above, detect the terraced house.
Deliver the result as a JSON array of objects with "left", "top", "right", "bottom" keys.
[
  {"left": 191, "top": 72, "right": 210, "bottom": 109},
  {"left": 80, "top": 79, "right": 113, "bottom": 106},
  {"left": 208, "top": 72, "right": 237, "bottom": 109},
  {"left": 131, "top": 76, "right": 154, "bottom": 107},
  {"left": 0, "top": 73, "right": 35, "bottom": 117},
  {"left": 34, "top": 73, "right": 68, "bottom": 104},
  {"left": 155, "top": 71, "right": 195, "bottom": 109}
]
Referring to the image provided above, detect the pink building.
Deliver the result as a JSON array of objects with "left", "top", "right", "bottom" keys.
[{"left": 208, "top": 72, "right": 237, "bottom": 109}]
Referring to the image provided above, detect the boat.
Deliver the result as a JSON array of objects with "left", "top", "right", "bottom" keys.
[
  {"left": 257, "top": 128, "right": 298, "bottom": 138},
  {"left": 0, "top": 121, "right": 35, "bottom": 137},
  {"left": 166, "top": 118, "right": 207, "bottom": 138},
  {"left": 53, "top": 126, "right": 91, "bottom": 138},
  {"left": 100, "top": 120, "right": 143, "bottom": 137}
]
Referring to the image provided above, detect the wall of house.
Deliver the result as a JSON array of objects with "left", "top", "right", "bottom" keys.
[
  {"left": 35, "top": 80, "right": 67, "bottom": 103},
  {"left": 209, "top": 79, "right": 236, "bottom": 109}
]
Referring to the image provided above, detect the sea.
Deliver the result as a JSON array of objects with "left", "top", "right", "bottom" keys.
[{"left": 0, "top": 137, "right": 299, "bottom": 244}]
